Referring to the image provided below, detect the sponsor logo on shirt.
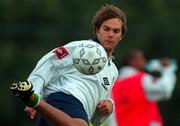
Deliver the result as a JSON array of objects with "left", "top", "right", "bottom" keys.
[{"left": 53, "top": 46, "right": 69, "bottom": 59}]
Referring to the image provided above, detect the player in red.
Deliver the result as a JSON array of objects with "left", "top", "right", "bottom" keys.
[{"left": 105, "top": 49, "right": 177, "bottom": 126}]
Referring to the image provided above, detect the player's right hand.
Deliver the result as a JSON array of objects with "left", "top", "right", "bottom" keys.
[{"left": 24, "top": 106, "right": 38, "bottom": 119}]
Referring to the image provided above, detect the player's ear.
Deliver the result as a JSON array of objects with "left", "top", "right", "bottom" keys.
[{"left": 95, "top": 27, "right": 100, "bottom": 34}]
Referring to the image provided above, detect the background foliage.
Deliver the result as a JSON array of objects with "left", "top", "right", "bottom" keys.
[{"left": 0, "top": 0, "right": 180, "bottom": 125}]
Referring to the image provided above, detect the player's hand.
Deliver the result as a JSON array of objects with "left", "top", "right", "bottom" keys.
[
  {"left": 24, "top": 106, "right": 38, "bottom": 119},
  {"left": 91, "top": 100, "right": 113, "bottom": 125},
  {"left": 10, "top": 81, "right": 34, "bottom": 99},
  {"left": 97, "top": 100, "right": 113, "bottom": 116}
]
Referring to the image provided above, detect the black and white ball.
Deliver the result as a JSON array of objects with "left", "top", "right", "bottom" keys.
[{"left": 72, "top": 41, "right": 108, "bottom": 75}]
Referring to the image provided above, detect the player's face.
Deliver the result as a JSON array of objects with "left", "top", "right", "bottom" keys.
[
  {"left": 133, "top": 51, "right": 146, "bottom": 70},
  {"left": 96, "top": 18, "right": 123, "bottom": 56}
]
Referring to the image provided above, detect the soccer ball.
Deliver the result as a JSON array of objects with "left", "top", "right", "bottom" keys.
[{"left": 72, "top": 41, "right": 108, "bottom": 75}]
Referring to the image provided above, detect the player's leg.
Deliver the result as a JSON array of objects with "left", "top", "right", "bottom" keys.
[
  {"left": 37, "top": 100, "right": 88, "bottom": 126},
  {"left": 37, "top": 92, "right": 89, "bottom": 126},
  {"left": 10, "top": 81, "right": 89, "bottom": 126}
]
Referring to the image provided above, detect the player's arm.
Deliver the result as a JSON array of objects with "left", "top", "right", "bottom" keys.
[
  {"left": 142, "top": 63, "right": 177, "bottom": 101},
  {"left": 10, "top": 81, "right": 88, "bottom": 126}
]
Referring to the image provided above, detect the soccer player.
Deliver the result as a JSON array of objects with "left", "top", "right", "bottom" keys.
[
  {"left": 105, "top": 49, "right": 177, "bottom": 126},
  {"left": 10, "top": 4, "right": 127, "bottom": 126}
]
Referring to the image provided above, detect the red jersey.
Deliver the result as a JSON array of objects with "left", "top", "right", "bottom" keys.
[{"left": 112, "top": 72, "right": 163, "bottom": 126}]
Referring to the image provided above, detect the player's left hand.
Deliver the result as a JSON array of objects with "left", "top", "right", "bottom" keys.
[
  {"left": 24, "top": 106, "right": 38, "bottom": 119},
  {"left": 97, "top": 100, "right": 113, "bottom": 116}
]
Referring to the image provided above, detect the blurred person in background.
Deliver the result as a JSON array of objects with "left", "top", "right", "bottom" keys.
[
  {"left": 104, "top": 49, "right": 177, "bottom": 126},
  {"left": 10, "top": 4, "right": 127, "bottom": 126}
]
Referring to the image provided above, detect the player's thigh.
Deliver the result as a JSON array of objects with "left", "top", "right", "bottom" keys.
[
  {"left": 73, "top": 118, "right": 89, "bottom": 126},
  {"left": 46, "top": 92, "right": 89, "bottom": 123}
]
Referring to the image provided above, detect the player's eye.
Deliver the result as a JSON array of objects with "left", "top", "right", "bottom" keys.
[
  {"left": 113, "top": 29, "right": 121, "bottom": 33},
  {"left": 103, "top": 26, "right": 110, "bottom": 31}
]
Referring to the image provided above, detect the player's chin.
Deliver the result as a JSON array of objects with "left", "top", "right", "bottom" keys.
[{"left": 104, "top": 46, "right": 114, "bottom": 53}]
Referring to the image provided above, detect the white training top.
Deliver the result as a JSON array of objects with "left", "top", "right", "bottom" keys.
[{"left": 27, "top": 40, "right": 118, "bottom": 119}]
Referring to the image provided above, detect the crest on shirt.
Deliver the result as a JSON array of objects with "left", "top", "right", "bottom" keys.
[
  {"left": 53, "top": 46, "right": 69, "bottom": 59},
  {"left": 101, "top": 77, "right": 110, "bottom": 91}
]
